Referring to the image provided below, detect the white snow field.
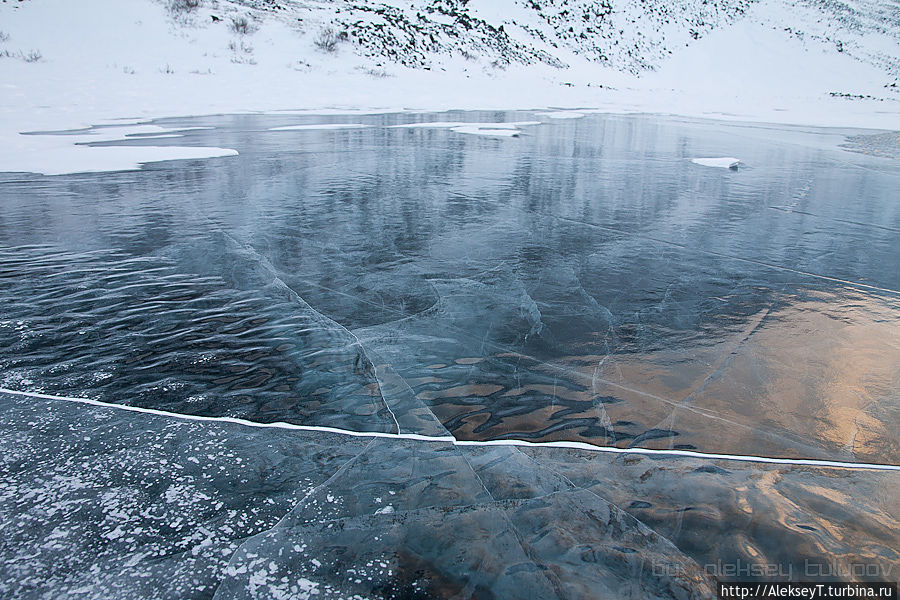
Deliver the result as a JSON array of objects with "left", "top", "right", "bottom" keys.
[{"left": 0, "top": 0, "right": 898, "bottom": 175}]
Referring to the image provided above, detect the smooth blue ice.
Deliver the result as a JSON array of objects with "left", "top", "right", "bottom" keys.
[{"left": 1, "top": 112, "right": 898, "bottom": 599}]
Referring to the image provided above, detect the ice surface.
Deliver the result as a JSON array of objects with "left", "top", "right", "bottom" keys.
[
  {"left": 1, "top": 112, "right": 898, "bottom": 598},
  {"left": 3, "top": 112, "right": 897, "bottom": 461},
  {"left": 0, "top": 391, "right": 372, "bottom": 599},
  {"left": 1, "top": 391, "right": 897, "bottom": 599},
  {"left": 0, "top": 239, "right": 400, "bottom": 433}
]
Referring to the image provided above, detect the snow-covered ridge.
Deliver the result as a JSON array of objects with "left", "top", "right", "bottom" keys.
[
  {"left": 147, "top": 0, "right": 899, "bottom": 79},
  {"left": 150, "top": 0, "right": 758, "bottom": 72},
  {"left": 300, "top": 0, "right": 757, "bottom": 73},
  {"left": 779, "top": 0, "right": 900, "bottom": 79},
  {"left": 1, "top": 0, "right": 896, "bottom": 95}
]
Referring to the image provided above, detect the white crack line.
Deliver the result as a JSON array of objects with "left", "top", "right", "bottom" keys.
[{"left": 2, "top": 387, "right": 899, "bottom": 472}]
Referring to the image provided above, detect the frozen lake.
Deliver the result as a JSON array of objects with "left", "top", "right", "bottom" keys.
[{"left": 1, "top": 112, "right": 898, "bottom": 598}]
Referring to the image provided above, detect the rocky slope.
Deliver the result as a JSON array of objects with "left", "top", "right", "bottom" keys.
[{"left": 187, "top": 0, "right": 897, "bottom": 80}]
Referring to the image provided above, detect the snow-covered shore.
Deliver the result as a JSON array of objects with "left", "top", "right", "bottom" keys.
[{"left": 1, "top": 0, "right": 898, "bottom": 175}]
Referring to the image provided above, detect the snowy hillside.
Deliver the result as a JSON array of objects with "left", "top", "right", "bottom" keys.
[
  {"left": 137, "top": 0, "right": 898, "bottom": 77},
  {"left": 268, "top": 0, "right": 756, "bottom": 72},
  {"left": 0, "top": 0, "right": 898, "bottom": 174}
]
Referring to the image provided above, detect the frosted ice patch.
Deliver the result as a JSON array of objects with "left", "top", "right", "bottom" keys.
[
  {"left": 544, "top": 111, "right": 586, "bottom": 119},
  {"left": 389, "top": 121, "right": 469, "bottom": 129},
  {"left": 392, "top": 121, "right": 540, "bottom": 130},
  {"left": 74, "top": 125, "right": 214, "bottom": 143},
  {"left": 131, "top": 134, "right": 184, "bottom": 139},
  {"left": 692, "top": 157, "right": 741, "bottom": 169},
  {"left": 450, "top": 126, "right": 523, "bottom": 137},
  {"left": 391, "top": 121, "right": 541, "bottom": 137},
  {"left": 3, "top": 124, "right": 237, "bottom": 176},
  {"left": 74, "top": 125, "right": 171, "bottom": 142},
  {"left": 268, "top": 124, "right": 371, "bottom": 131}
]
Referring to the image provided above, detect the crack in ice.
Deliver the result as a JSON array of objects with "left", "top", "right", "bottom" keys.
[
  {"left": 180, "top": 197, "right": 402, "bottom": 435},
  {"left": 2, "top": 388, "right": 898, "bottom": 473},
  {"left": 546, "top": 213, "right": 900, "bottom": 296},
  {"left": 211, "top": 438, "right": 378, "bottom": 600},
  {"left": 636, "top": 294, "right": 782, "bottom": 445}
]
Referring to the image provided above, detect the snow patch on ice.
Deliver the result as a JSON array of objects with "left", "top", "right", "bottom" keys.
[
  {"left": 691, "top": 157, "right": 741, "bottom": 169},
  {"left": 392, "top": 121, "right": 541, "bottom": 137},
  {"left": 129, "top": 133, "right": 184, "bottom": 139},
  {"left": 544, "top": 111, "right": 587, "bottom": 119},
  {"left": 389, "top": 121, "right": 469, "bottom": 129},
  {"left": 5, "top": 123, "right": 237, "bottom": 176},
  {"left": 392, "top": 121, "right": 541, "bottom": 129},
  {"left": 268, "top": 124, "right": 371, "bottom": 131},
  {"left": 450, "top": 126, "right": 522, "bottom": 137}
]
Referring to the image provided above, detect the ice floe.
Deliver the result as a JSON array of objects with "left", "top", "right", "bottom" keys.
[
  {"left": 691, "top": 157, "right": 741, "bottom": 169},
  {"left": 543, "top": 111, "right": 587, "bottom": 119},
  {"left": 268, "top": 124, "right": 371, "bottom": 131},
  {"left": 391, "top": 121, "right": 542, "bottom": 137},
  {"left": 6, "top": 123, "right": 236, "bottom": 175}
]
